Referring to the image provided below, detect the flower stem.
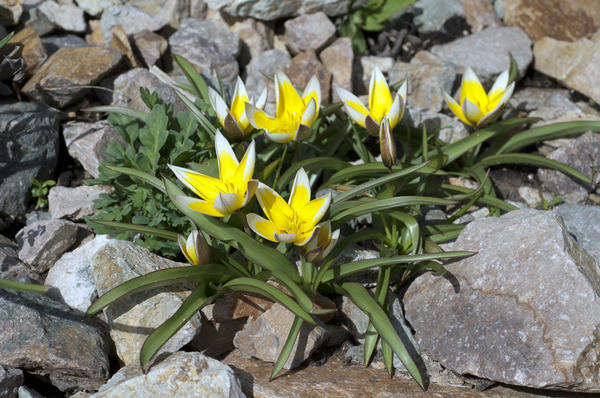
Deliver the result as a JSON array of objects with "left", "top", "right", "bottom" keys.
[{"left": 272, "top": 144, "right": 288, "bottom": 188}]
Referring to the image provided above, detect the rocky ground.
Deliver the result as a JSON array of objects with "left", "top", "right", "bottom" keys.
[{"left": 2, "top": 0, "right": 600, "bottom": 397}]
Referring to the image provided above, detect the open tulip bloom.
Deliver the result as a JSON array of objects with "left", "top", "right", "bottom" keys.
[
  {"left": 209, "top": 77, "right": 267, "bottom": 141},
  {"left": 442, "top": 67, "right": 515, "bottom": 128},
  {"left": 169, "top": 131, "right": 258, "bottom": 217},
  {"left": 303, "top": 220, "right": 340, "bottom": 262},
  {"left": 336, "top": 65, "right": 407, "bottom": 136},
  {"left": 245, "top": 71, "right": 320, "bottom": 143},
  {"left": 247, "top": 168, "right": 331, "bottom": 246}
]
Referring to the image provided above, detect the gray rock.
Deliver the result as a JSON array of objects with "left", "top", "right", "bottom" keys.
[
  {"left": 38, "top": 1, "right": 85, "bottom": 33},
  {"left": 0, "top": 0, "right": 22, "bottom": 25},
  {"left": 75, "top": 0, "right": 121, "bottom": 17},
  {"left": 92, "top": 351, "right": 244, "bottom": 398},
  {"left": 63, "top": 120, "right": 123, "bottom": 179},
  {"left": 100, "top": 5, "right": 168, "bottom": 40},
  {"left": 356, "top": 55, "right": 393, "bottom": 95},
  {"left": 404, "top": 105, "right": 469, "bottom": 144},
  {"left": 24, "top": 211, "right": 51, "bottom": 225},
  {"left": 129, "top": 0, "right": 190, "bottom": 28},
  {"left": 204, "top": 0, "right": 350, "bottom": 20},
  {"left": 16, "top": 386, "right": 43, "bottom": 398},
  {"left": 413, "top": 0, "right": 464, "bottom": 33},
  {"left": 48, "top": 185, "right": 112, "bottom": 220},
  {"left": 42, "top": 34, "right": 87, "bottom": 56},
  {"left": 283, "top": 12, "right": 335, "bottom": 55},
  {"left": 462, "top": 0, "right": 501, "bottom": 32},
  {"left": 0, "top": 234, "right": 40, "bottom": 284},
  {"left": 132, "top": 30, "right": 167, "bottom": 68},
  {"left": 404, "top": 208, "right": 600, "bottom": 391},
  {"left": 23, "top": 7, "right": 54, "bottom": 36},
  {"left": 0, "top": 365, "right": 23, "bottom": 398},
  {"left": 22, "top": 47, "right": 123, "bottom": 108},
  {"left": 0, "top": 102, "right": 60, "bottom": 219},
  {"left": 188, "top": 316, "right": 246, "bottom": 359},
  {"left": 430, "top": 26, "right": 532, "bottom": 84},
  {"left": 45, "top": 235, "right": 116, "bottom": 312},
  {"left": 321, "top": 37, "right": 353, "bottom": 102},
  {"left": 112, "top": 68, "right": 185, "bottom": 113},
  {"left": 555, "top": 203, "right": 600, "bottom": 264},
  {"left": 233, "top": 303, "right": 334, "bottom": 369},
  {"left": 284, "top": 50, "right": 332, "bottom": 104},
  {"left": 91, "top": 240, "right": 203, "bottom": 365},
  {"left": 169, "top": 18, "right": 240, "bottom": 83},
  {"left": 538, "top": 132, "right": 600, "bottom": 203},
  {"left": 15, "top": 219, "right": 90, "bottom": 272},
  {"left": 0, "top": 290, "right": 110, "bottom": 391},
  {"left": 244, "top": 49, "right": 291, "bottom": 112},
  {"left": 230, "top": 18, "right": 273, "bottom": 67}
]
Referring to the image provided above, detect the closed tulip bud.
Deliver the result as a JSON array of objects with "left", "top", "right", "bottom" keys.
[
  {"left": 379, "top": 118, "right": 397, "bottom": 170},
  {"left": 178, "top": 229, "right": 211, "bottom": 265}
]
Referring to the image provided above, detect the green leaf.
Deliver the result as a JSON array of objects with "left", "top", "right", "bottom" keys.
[
  {"left": 223, "top": 278, "right": 315, "bottom": 324},
  {"left": 86, "top": 220, "right": 178, "bottom": 241},
  {"left": 321, "top": 251, "right": 473, "bottom": 283},
  {"left": 104, "top": 165, "right": 166, "bottom": 193},
  {"left": 86, "top": 265, "right": 232, "bottom": 316},
  {"left": 270, "top": 270, "right": 315, "bottom": 314},
  {"left": 361, "top": 0, "right": 415, "bottom": 31},
  {"left": 140, "top": 284, "right": 213, "bottom": 369},
  {"left": 174, "top": 54, "right": 210, "bottom": 102},
  {"left": 164, "top": 178, "right": 301, "bottom": 282},
  {"left": 139, "top": 105, "right": 169, "bottom": 174},
  {"left": 0, "top": 31, "right": 14, "bottom": 49},
  {"left": 507, "top": 52, "right": 518, "bottom": 85},
  {"left": 440, "top": 184, "right": 518, "bottom": 212},
  {"left": 177, "top": 93, "right": 217, "bottom": 137},
  {"left": 83, "top": 106, "right": 149, "bottom": 123},
  {"left": 341, "top": 282, "right": 424, "bottom": 388},
  {"left": 276, "top": 157, "right": 350, "bottom": 191},
  {"left": 270, "top": 316, "right": 303, "bottom": 380},
  {"left": 0, "top": 278, "right": 48, "bottom": 294}
]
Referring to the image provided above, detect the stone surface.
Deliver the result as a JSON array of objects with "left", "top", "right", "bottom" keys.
[
  {"left": 462, "top": 0, "right": 501, "bottom": 32},
  {"left": 284, "top": 49, "right": 332, "bottom": 104},
  {"left": 169, "top": 18, "right": 240, "bottom": 83},
  {"left": 189, "top": 315, "right": 246, "bottom": 359},
  {"left": 504, "top": 0, "right": 600, "bottom": 41},
  {"left": 23, "top": 7, "right": 54, "bottom": 36},
  {"left": 48, "top": 185, "right": 112, "bottom": 220},
  {"left": 0, "top": 102, "right": 60, "bottom": 218},
  {"left": 404, "top": 209, "right": 600, "bottom": 391},
  {"left": 389, "top": 56, "right": 458, "bottom": 112},
  {"left": 430, "top": 27, "right": 532, "bottom": 84},
  {"left": 204, "top": 0, "right": 350, "bottom": 20},
  {"left": 132, "top": 29, "right": 167, "bottom": 68},
  {"left": 413, "top": 0, "right": 464, "bottom": 33},
  {"left": 233, "top": 303, "right": 335, "bottom": 370},
  {"left": 17, "top": 386, "right": 44, "bottom": 398},
  {"left": 22, "top": 47, "right": 123, "bottom": 108},
  {"left": 38, "top": 1, "right": 86, "bottom": 33},
  {"left": 356, "top": 55, "right": 393, "bottom": 94},
  {"left": 0, "top": 234, "right": 40, "bottom": 284},
  {"left": 42, "top": 33, "right": 87, "bottom": 56},
  {"left": 0, "top": 0, "right": 22, "bottom": 25},
  {"left": 213, "top": 292, "right": 274, "bottom": 322},
  {"left": 111, "top": 24, "right": 140, "bottom": 68},
  {"left": 244, "top": 49, "right": 291, "bottom": 111},
  {"left": 91, "top": 239, "right": 202, "bottom": 365},
  {"left": 320, "top": 37, "right": 353, "bottom": 102},
  {"left": 0, "top": 365, "right": 23, "bottom": 398},
  {"left": 75, "top": 0, "right": 122, "bottom": 17},
  {"left": 8, "top": 27, "right": 46, "bottom": 77},
  {"left": 15, "top": 219, "right": 89, "bottom": 272},
  {"left": 45, "top": 235, "right": 115, "bottom": 313},
  {"left": 129, "top": 0, "right": 190, "bottom": 27},
  {"left": 538, "top": 132, "right": 600, "bottom": 203},
  {"left": 533, "top": 33, "right": 600, "bottom": 105},
  {"left": 230, "top": 18, "right": 273, "bottom": 67},
  {"left": 100, "top": 5, "right": 168, "bottom": 40},
  {"left": 404, "top": 105, "right": 469, "bottom": 144},
  {"left": 63, "top": 120, "right": 123, "bottom": 178},
  {"left": 112, "top": 68, "right": 185, "bottom": 113},
  {"left": 0, "top": 290, "right": 110, "bottom": 391},
  {"left": 92, "top": 351, "right": 243, "bottom": 398},
  {"left": 555, "top": 203, "right": 600, "bottom": 264},
  {"left": 283, "top": 12, "right": 335, "bottom": 55}
]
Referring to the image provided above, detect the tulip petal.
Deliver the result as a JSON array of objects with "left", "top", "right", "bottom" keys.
[
  {"left": 242, "top": 179, "right": 258, "bottom": 206},
  {"left": 275, "top": 232, "right": 298, "bottom": 244},
  {"left": 385, "top": 90, "right": 405, "bottom": 130},
  {"left": 247, "top": 213, "right": 278, "bottom": 242},
  {"left": 255, "top": 87, "right": 267, "bottom": 109},
  {"left": 178, "top": 234, "right": 198, "bottom": 265},
  {"left": 462, "top": 97, "right": 485, "bottom": 125},
  {"left": 208, "top": 87, "right": 229, "bottom": 126},
  {"left": 336, "top": 86, "right": 369, "bottom": 128},
  {"left": 442, "top": 90, "right": 471, "bottom": 126},
  {"left": 255, "top": 182, "right": 294, "bottom": 230},
  {"left": 168, "top": 164, "right": 225, "bottom": 201},
  {"left": 368, "top": 65, "right": 393, "bottom": 124},
  {"left": 294, "top": 228, "right": 318, "bottom": 246},
  {"left": 488, "top": 69, "right": 509, "bottom": 95},
  {"left": 302, "top": 75, "right": 321, "bottom": 110},
  {"left": 460, "top": 67, "right": 486, "bottom": 109},
  {"left": 300, "top": 97, "right": 317, "bottom": 127},
  {"left": 174, "top": 192, "right": 225, "bottom": 217},
  {"left": 230, "top": 77, "right": 250, "bottom": 122},
  {"left": 300, "top": 193, "right": 331, "bottom": 225},
  {"left": 266, "top": 131, "right": 295, "bottom": 143},
  {"left": 275, "top": 71, "right": 304, "bottom": 119},
  {"left": 245, "top": 103, "right": 297, "bottom": 139},
  {"left": 215, "top": 130, "right": 239, "bottom": 182},
  {"left": 235, "top": 140, "right": 256, "bottom": 185},
  {"left": 214, "top": 192, "right": 243, "bottom": 215},
  {"left": 224, "top": 113, "right": 246, "bottom": 141},
  {"left": 322, "top": 228, "right": 340, "bottom": 258},
  {"left": 289, "top": 168, "right": 311, "bottom": 209},
  {"left": 477, "top": 81, "right": 515, "bottom": 127}
]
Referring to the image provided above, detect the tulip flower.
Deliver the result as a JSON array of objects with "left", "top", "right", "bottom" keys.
[
  {"left": 169, "top": 131, "right": 257, "bottom": 217},
  {"left": 209, "top": 77, "right": 267, "bottom": 141},
  {"left": 442, "top": 67, "right": 515, "bottom": 128},
  {"left": 303, "top": 220, "right": 340, "bottom": 262},
  {"left": 245, "top": 71, "right": 320, "bottom": 143},
  {"left": 178, "top": 229, "right": 210, "bottom": 265},
  {"left": 336, "top": 65, "right": 407, "bottom": 136},
  {"left": 379, "top": 117, "right": 397, "bottom": 170},
  {"left": 246, "top": 168, "right": 331, "bottom": 246}
]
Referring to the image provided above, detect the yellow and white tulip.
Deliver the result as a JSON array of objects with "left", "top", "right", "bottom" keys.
[
  {"left": 209, "top": 77, "right": 267, "bottom": 141},
  {"left": 442, "top": 67, "right": 515, "bottom": 127},
  {"left": 303, "top": 220, "right": 340, "bottom": 262},
  {"left": 178, "top": 229, "right": 210, "bottom": 265},
  {"left": 245, "top": 71, "right": 320, "bottom": 143},
  {"left": 169, "top": 131, "right": 258, "bottom": 217},
  {"left": 336, "top": 65, "right": 407, "bottom": 136},
  {"left": 246, "top": 168, "right": 331, "bottom": 246}
]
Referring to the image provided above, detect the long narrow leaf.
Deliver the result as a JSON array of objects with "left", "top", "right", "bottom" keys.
[
  {"left": 87, "top": 220, "right": 178, "bottom": 240},
  {"left": 327, "top": 162, "right": 443, "bottom": 186},
  {"left": 440, "top": 184, "right": 518, "bottom": 212},
  {"left": 106, "top": 165, "right": 165, "bottom": 192},
  {"left": 271, "top": 270, "right": 315, "bottom": 314},
  {"left": 83, "top": 106, "right": 149, "bottom": 123},
  {"left": 342, "top": 282, "right": 424, "bottom": 388},
  {"left": 270, "top": 316, "right": 303, "bottom": 379},
  {"left": 140, "top": 284, "right": 213, "bottom": 369},
  {"left": 174, "top": 54, "right": 210, "bottom": 102},
  {"left": 0, "top": 278, "right": 48, "bottom": 294},
  {"left": 177, "top": 93, "right": 217, "bottom": 137},
  {"left": 276, "top": 157, "right": 349, "bottom": 190}
]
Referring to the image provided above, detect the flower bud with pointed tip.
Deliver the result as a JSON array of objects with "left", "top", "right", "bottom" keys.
[
  {"left": 178, "top": 230, "right": 211, "bottom": 265},
  {"left": 379, "top": 118, "right": 397, "bottom": 170}
]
